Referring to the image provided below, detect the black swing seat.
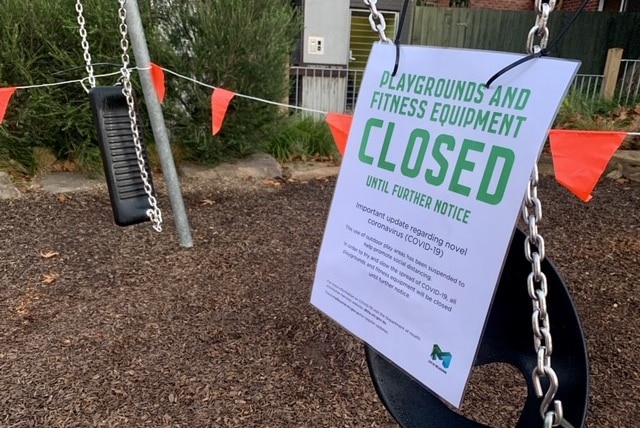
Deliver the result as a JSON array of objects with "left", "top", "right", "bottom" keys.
[
  {"left": 89, "top": 86, "right": 155, "bottom": 227},
  {"left": 365, "top": 228, "right": 589, "bottom": 428}
]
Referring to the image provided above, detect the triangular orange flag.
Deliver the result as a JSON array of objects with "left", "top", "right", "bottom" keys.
[
  {"left": 211, "top": 88, "right": 236, "bottom": 135},
  {"left": 325, "top": 112, "right": 353, "bottom": 156},
  {"left": 548, "top": 129, "right": 627, "bottom": 202},
  {"left": 150, "top": 63, "right": 165, "bottom": 103},
  {"left": 0, "top": 87, "right": 17, "bottom": 124}
]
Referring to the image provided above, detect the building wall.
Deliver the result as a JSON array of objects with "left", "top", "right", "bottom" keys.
[
  {"left": 419, "top": 0, "right": 531, "bottom": 9},
  {"left": 422, "top": 0, "right": 598, "bottom": 11},
  {"left": 559, "top": 0, "right": 598, "bottom": 11},
  {"left": 470, "top": 0, "right": 531, "bottom": 9}
]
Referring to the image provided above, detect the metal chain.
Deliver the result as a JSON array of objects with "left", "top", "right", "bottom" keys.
[
  {"left": 523, "top": 167, "right": 573, "bottom": 428},
  {"left": 524, "top": 3, "right": 575, "bottom": 425},
  {"left": 118, "top": 0, "right": 163, "bottom": 232},
  {"left": 363, "top": 0, "right": 389, "bottom": 43},
  {"left": 75, "top": 0, "right": 96, "bottom": 89},
  {"left": 527, "top": 0, "right": 556, "bottom": 54}
]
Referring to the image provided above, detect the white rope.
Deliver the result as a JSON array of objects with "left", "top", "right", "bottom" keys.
[
  {"left": 5, "top": 64, "right": 640, "bottom": 128},
  {"left": 160, "top": 66, "right": 328, "bottom": 115},
  {"left": 9, "top": 65, "right": 327, "bottom": 115},
  {"left": 15, "top": 71, "right": 123, "bottom": 90}
]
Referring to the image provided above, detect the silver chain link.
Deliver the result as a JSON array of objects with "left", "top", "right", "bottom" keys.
[
  {"left": 117, "top": 0, "right": 163, "bottom": 232},
  {"left": 524, "top": 4, "right": 574, "bottom": 425},
  {"left": 527, "top": 0, "right": 556, "bottom": 54},
  {"left": 523, "top": 167, "right": 572, "bottom": 428},
  {"left": 75, "top": 0, "right": 96, "bottom": 89},
  {"left": 363, "top": 0, "right": 389, "bottom": 43}
]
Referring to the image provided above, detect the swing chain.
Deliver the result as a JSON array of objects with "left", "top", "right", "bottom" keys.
[
  {"left": 525, "top": 3, "right": 572, "bottom": 425},
  {"left": 522, "top": 166, "right": 572, "bottom": 428},
  {"left": 75, "top": 0, "right": 96, "bottom": 89},
  {"left": 527, "top": 0, "right": 556, "bottom": 54},
  {"left": 363, "top": 0, "right": 389, "bottom": 43},
  {"left": 117, "top": 0, "right": 163, "bottom": 232}
]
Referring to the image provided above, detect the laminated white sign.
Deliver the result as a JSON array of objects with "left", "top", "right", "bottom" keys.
[{"left": 311, "top": 43, "right": 579, "bottom": 407}]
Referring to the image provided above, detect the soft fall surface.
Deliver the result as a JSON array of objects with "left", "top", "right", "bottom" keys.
[{"left": 0, "top": 174, "right": 638, "bottom": 427}]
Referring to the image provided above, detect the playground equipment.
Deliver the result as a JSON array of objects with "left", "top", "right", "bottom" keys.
[
  {"left": 75, "top": 0, "right": 162, "bottom": 231},
  {"left": 365, "top": 228, "right": 589, "bottom": 427},
  {"left": 359, "top": 1, "right": 589, "bottom": 426}
]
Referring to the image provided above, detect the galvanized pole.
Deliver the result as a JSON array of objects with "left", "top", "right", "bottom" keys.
[{"left": 123, "top": 0, "right": 194, "bottom": 248}]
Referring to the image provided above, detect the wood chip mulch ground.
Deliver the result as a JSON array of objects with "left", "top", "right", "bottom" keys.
[{"left": 0, "top": 173, "right": 638, "bottom": 427}]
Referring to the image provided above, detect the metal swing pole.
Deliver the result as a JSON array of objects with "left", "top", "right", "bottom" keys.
[{"left": 122, "top": 0, "right": 194, "bottom": 248}]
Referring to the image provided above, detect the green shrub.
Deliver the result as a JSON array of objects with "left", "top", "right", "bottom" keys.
[
  {"left": 0, "top": 0, "right": 300, "bottom": 172},
  {"left": 0, "top": 1, "right": 137, "bottom": 173},
  {"left": 553, "top": 91, "right": 640, "bottom": 149},
  {"left": 147, "top": 0, "right": 300, "bottom": 164},
  {"left": 266, "top": 114, "right": 338, "bottom": 162},
  {"left": 555, "top": 92, "right": 619, "bottom": 130}
]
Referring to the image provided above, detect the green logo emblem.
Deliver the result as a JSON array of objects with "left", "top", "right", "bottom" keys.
[{"left": 431, "top": 344, "right": 453, "bottom": 369}]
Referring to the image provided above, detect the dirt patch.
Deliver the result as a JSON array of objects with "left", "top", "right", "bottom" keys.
[{"left": 0, "top": 174, "right": 638, "bottom": 427}]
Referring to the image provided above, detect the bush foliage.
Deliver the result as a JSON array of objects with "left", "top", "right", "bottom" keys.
[
  {"left": 0, "top": 0, "right": 300, "bottom": 173},
  {"left": 266, "top": 114, "right": 336, "bottom": 162},
  {"left": 148, "top": 0, "right": 300, "bottom": 163},
  {"left": 0, "top": 1, "right": 128, "bottom": 173}
]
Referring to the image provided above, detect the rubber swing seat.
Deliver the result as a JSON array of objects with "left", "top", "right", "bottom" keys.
[
  {"left": 365, "top": 228, "right": 589, "bottom": 428},
  {"left": 89, "top": 86, "right": 155, "bottom": 227}
]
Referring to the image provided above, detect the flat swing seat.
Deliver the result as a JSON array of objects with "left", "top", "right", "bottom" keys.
[
  {"left": 365, "top": 228, "right": 589, "bottom": 428},
  {"left": 89, "top": 86, "right": 155, "bottom": 227}
]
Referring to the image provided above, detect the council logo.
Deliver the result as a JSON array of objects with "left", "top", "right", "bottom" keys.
[{"left": 430, "top": 344, "right": 452, "bottom": 369}]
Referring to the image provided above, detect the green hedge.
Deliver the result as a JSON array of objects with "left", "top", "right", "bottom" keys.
[
  {"left": 0, "top": 0, "right": 300, "bottom": 173},
  {"left": 147, "top": 0, "right": 300, "bottom": 163}
]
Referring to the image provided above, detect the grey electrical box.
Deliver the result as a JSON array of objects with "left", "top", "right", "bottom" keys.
[{"left": 302, "top": 0, "right": 350, "bottom": 66}]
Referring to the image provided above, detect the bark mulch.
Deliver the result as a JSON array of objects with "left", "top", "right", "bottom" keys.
[{"left": 0, "top": 173, "right": 638, "bottom": 427}]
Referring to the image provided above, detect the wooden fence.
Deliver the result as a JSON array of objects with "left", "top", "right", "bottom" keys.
[{"left": 410, "top": 8, "right": 640, "bottom": 74}]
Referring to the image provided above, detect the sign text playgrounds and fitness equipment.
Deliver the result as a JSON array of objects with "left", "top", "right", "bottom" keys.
[{"left": 311, "top": 43, "right": 579, "bottom": 408}]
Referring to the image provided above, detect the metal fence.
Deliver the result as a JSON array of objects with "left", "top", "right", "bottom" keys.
[
  {"left": 619, "top": 59, "right": 640, "bottom": 105},
  {"left": 569, "top": 60, "right": 640, "bottom": 105},
  {"left": 288, "top": 66, "right": 631, "bottom": 115},
  {"left": 289, "top": 66, "right": 365, "bottom": 117},
  {"left": 570, "top": 74, "right": 603, "bottom": 100}
]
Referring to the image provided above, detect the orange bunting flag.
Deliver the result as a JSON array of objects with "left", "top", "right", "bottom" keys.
[
  {"left": 211, "top": 88, "right": 236, "bottom": 135},
  {"left": 548, "top": 129, "right": 627, "bottom": 202},
  {"left": 150, "top": 63, "right": 165, "bottom": 103},
  {"left": 325, "top": 112, "right": 353, "bottom": 156},
  {"left": 0, "top": 87, "right": 17, "bottom": 124}
]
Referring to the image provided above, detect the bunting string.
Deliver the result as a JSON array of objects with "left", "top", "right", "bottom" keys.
[
  {"left": 156, "top": 67, "right": 327, "bottom": 115},
  {"left": 5, "top": 64, "right": 329, "bottom": 115},
  {"left": 13, "top": 70, "right": 125, "bottom": 90},
  {"left": 2, "top": 62, "right": 639, "bottom": 127},
  {"left": 2, "top": 63, "right": 328, "bottom": 115}
]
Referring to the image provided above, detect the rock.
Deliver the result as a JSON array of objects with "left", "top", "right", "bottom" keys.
[
  {"left": 37, "top": 172, "right": 104, "bottom": 194},
  {"left": 180, "top": 153, "right": 283, "bottom": 181},
  {"left": 612, "top": 150, "right": 640, "bottom": 183},
  {"left": 0, "top": 171, "right": 21, "bottom": 199},
  {"left": 606, "top": 167, "right": 624, "bottom": 180},
  {"left": 285, "top": 162, "right": 340, "bottom": 181},
  {"left": 537, "top": 153, "right": 555, "bottom": 177}
]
